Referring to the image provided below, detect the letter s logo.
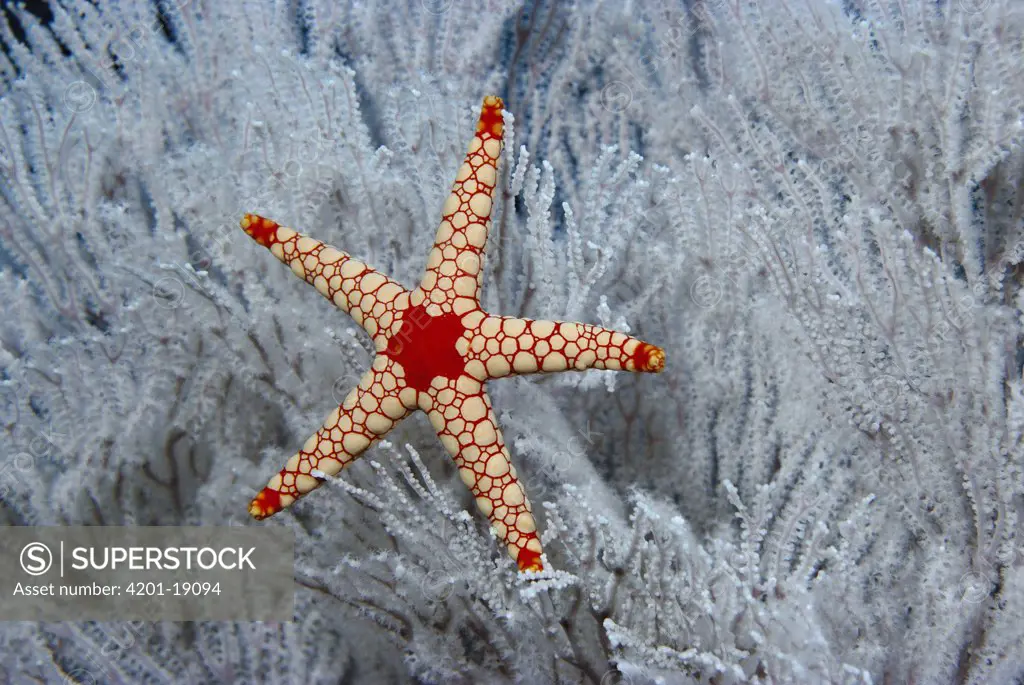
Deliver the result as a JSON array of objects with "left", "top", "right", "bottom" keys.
[{"left": 20, "top": 542, "right": 53, "bottom": 576}]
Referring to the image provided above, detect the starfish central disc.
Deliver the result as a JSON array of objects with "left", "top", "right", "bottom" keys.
[{"left": 385, "top": 304, "right": 468, "bottom": 393}]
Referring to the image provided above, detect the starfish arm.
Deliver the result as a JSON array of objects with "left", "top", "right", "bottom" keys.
[
  {"left": 465, "top": 316, "right": 665, "bottom": 380},
  {"left": 417, "top": 96, "right": 504, "bottom": 315},
  {"left": 421, "top": 376, "right": 544, "bottom": 572},
  {"left": 240, "top": 213, "right": 410, "bottom": 347},
  {"left": 249, "top": 357, "right": 411, "bottom": 519}
]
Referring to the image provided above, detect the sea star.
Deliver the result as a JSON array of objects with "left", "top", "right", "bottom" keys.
[{"left": 241, "top": 96, "right": 665, "bottom": 572}]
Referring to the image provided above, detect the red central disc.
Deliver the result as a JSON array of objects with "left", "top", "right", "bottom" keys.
[{"left": 384, "top": 304, "right": 468, "bottom": 393}]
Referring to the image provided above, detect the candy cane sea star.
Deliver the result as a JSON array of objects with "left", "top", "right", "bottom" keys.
[{"left": 241, "top": 96, "right": 665, "bottom": 572}]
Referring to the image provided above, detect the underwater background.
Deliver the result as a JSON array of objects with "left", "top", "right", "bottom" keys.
[{"left": 1, "top": 0, "right": 1023, "bottom": 682}]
